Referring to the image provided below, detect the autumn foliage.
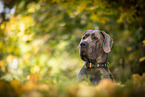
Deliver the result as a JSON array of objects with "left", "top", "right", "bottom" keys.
[{"left": 0, "top": 0, "right": 145, "bottom": 96}]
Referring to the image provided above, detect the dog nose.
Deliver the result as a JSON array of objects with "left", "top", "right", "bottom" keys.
[{"left": 80, "top": 41, "right": 88, "bottom": 47}]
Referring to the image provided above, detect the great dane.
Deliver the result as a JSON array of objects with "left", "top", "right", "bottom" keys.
[{"left": 77, "top": 30, "right": 113, "bottom": 85}]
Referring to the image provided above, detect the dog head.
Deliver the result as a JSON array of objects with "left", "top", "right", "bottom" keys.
[{"left": 78, "top": 30, "right": 113, "bottom": 62}]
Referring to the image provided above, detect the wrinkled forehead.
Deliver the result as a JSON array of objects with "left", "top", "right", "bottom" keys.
[{"left": 83, "top": 30, "right": 102, "bottom": 38}]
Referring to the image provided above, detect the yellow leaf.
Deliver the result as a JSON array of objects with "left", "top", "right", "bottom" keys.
[
  {"left": 53, "top": 80, "right": 57, "bottom": 84},
  {"left": 143, "top": 40, "right": 145, "bottom": 46},
  {"left": 46, "top": 81, "right": 50, "bottom": 84},
  {"left": 78, "top": 82, "right": 96, "bottom": 97},
  {"left": 10, "top": 80, "right": 24, "bottom": 95},
  {"left": 31, "top": 66, "right": 40, "bottom": 73},
  {"left": 132, "top": 74, "right": 141, "bottom": 83},
  {"left": 143, "top": 40, "right": 145, "bottom": 44},
  {"left": 90, "top": 13, "right": 97, "bottom": 21},
  {"left": 0, "top": 61, "right": 5, "bottom": 72},
  {"left": 0, "top": 24, "right": 5, "bottom": 29},
  {"left": 29, "top": 72, "right": 39, "bottom": 84},
  {"left": 139, "top": 57, "right": 145, "bottom": 62},
  {"left": 126, "top": 46, "right": 132, "bottom": 52},
  {"left": 23, "top": 81, "right": 35, "bottom": 91},
  {"left": 27, "top": 3, "right": 36, "bottom": 13},
  {"left": 6, "top": 55, "right": 14, "bottom": 63},
  {"left": 96, "top": 79, "right": 116, "bottom": 93}
]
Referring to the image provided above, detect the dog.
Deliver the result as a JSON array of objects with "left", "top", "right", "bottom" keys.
[{"left": 77, "top": 30, "right": 113, "bottom": 85}]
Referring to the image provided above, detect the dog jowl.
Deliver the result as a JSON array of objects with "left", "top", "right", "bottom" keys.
[{"left": 77, "top": 30, "right": 113, "bottom": 85}]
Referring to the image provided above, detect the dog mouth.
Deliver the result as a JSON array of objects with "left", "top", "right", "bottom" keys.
[
  {"left": 81, "top": 51, "right": 89, "bottom": 61},
  {"left": 80, "top": 51, "right": 95, "bottom": 62}
]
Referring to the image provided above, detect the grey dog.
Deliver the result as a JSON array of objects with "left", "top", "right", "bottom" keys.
[{"left": 77, "top": 30, "right": 113, "bottom": 85}]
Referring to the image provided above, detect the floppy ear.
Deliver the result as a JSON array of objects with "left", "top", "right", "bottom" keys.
[{"left": 101, "top": 31, "right": 113, "bottom": 53}]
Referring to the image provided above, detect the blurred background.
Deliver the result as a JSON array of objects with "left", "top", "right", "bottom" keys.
[{"left": 0, "top": 0, "right": 145, "bottom": 85}]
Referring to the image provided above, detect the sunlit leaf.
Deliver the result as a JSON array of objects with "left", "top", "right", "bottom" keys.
[
  {"left": 0, "top": 61, "right": 5, "bottom": 72},
  {"left": 139, "top": 57, "right": 145, "bottom": 62},
  {"left": 29, "top": 72, "right": 39, "bottom": 84}
]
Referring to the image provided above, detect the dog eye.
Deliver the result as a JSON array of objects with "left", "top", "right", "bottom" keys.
[
  {"left": 83, "top": 36, "right": 86, "bottom": 40},
  {"left": 83, "top": 34, "right": 89, "bottom": 40},
  {"left": 93, "top": 36, "right": 98, "bottom": 40}
]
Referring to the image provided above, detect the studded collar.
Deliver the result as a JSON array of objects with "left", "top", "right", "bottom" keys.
[{"left": 85, "top": 62, "right": 108, "bottom": 69}]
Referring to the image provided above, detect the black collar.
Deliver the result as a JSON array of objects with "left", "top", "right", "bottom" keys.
[{"left": 85, "top": 62, "right": 108, "bottom": 69}]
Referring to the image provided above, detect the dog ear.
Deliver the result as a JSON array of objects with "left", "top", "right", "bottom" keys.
[{"left": 101, "top": 31, "right": 113, "bottom": 53}]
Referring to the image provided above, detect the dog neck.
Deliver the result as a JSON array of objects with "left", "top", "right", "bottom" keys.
[
  {"left": 96, "top": 52, "right": 107, "bottom": 63},
  {"left": 85, "top": 52, "right": 108, "bottom": 69},
  {"left": 85, "top": 52, "right": 107, "bottom": 64}
]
